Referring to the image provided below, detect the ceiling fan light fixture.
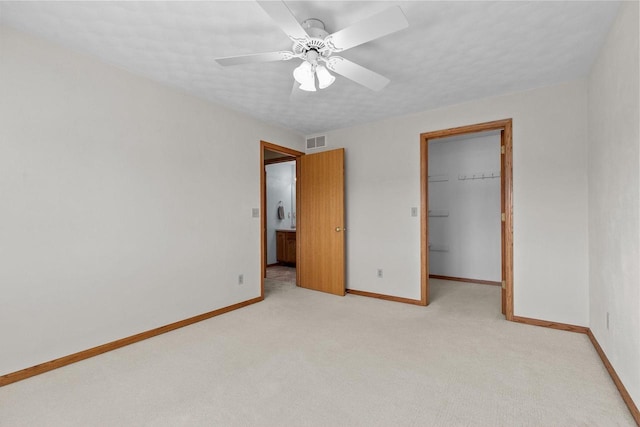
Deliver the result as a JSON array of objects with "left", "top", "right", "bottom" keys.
[
  {"left": 293, "top": 61, "right": 312, "bottom": 84},
  {"left": 299, "top": 78, "right": 317, "bottom": 92},
  {"left": 316, "top": 65, "right": 335, "bottom": 89},
  {"left": 293, "top": 61, "right": 316, "bottom": 91}
]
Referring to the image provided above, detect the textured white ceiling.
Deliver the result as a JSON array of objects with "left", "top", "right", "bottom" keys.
[{"left": 0, "top": 1, "right": 620, "bottom": 135}]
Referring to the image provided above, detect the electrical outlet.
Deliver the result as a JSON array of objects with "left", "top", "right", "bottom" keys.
[
  {"left": 238, "top": 274, "right": 244, "bottom": 285},
  {"left": 377, "top": 269, "right": 383, "bottom": 278},
  {"left": 606, "top": 312, "right": 610, "bottom": 330}
]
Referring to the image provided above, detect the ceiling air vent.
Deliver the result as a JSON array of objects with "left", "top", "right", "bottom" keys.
[{"left": 306, "top": 135, "right": 326, "bottom": 150}]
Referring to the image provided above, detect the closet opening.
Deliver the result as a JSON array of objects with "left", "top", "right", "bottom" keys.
[{"left": 420, "top": 119, "right": 513, "bottom": 319}]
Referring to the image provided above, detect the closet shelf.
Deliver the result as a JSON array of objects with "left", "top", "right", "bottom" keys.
[
  {"left": 428, "top": 209, "right": 449, "bottom": 217},
  {"left": 428, "top": 174, "right": 449, "bottom": 182},
  {"left": 428, "top": 243, "right": 449, "bottom": 252}
]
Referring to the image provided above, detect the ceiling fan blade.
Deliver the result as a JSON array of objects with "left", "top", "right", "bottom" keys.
[
  {"left": 326, "top": 56, "right": 390, "bottom": 91},
  {"left": 257, "top": 1, "right": 309, "bottom": 44},
  {"left": 324, "top": 6, "right": 409, "bottom": 52},
  {"left": 215, "top": 51, "right": 295, "bottom": 66}
]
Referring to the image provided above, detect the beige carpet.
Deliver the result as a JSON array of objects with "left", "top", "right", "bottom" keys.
[{"left": 0, "top": 279, "right": 634, "bottom": 426}]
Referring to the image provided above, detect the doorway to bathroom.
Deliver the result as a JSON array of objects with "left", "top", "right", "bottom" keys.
[
  {"left": 262, "top": 143, "right": 300, "bottom": 295},
  {"left": 260, "top": 140, "right": 346, "bottom": 298},
  {"left": 265, "top": 151, "right": 297, "bottom": 289}
]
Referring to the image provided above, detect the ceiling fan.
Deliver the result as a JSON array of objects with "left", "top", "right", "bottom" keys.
[{"left": 215, "top": 1, "right": 409, "bottom": 92}]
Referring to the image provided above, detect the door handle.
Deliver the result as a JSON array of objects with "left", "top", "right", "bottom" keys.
[{"left": 335, "top": 227, "right": 342, "bottom": 232}]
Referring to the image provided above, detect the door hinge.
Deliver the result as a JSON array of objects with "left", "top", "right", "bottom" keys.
[
  {"left": 501, "top": 212, "right": 506, "bottom": 222},
  {"left": 501, "top": 145, "right": 505, "bottom": 154},
  {"left": 502, "top": 280, "right": 506, "bottom": 289}
]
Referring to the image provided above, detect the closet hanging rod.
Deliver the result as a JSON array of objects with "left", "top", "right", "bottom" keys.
[{"left": 458, "top": 171, "right": 500, "bottom": 181}]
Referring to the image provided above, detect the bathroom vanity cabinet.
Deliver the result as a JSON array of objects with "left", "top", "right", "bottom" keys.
[{"left": 276, "top": 230, "right": 296, "bottom": 265}]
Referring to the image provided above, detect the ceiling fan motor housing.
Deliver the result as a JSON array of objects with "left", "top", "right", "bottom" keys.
[{"left": 293, "top": 18, "right": 331, "bottom": 59}]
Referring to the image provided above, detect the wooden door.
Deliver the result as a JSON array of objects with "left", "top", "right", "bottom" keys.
[{"left": 298, "top": 149, "right": 346, "bottom": 296}]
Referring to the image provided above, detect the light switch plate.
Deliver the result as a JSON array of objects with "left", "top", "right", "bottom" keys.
[{"left": 252, "top": 208, "right": 259, "bottom": 218}]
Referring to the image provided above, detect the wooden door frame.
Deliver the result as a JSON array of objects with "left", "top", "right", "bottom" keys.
[
  {"left": 260, "top": 140, "right": 304, "bottom": 299},
  {"left": 420, "top": 119, "right": 514, "bottom": 319}
]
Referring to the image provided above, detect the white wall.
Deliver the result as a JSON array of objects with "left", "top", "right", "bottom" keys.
[
  {"left": 0, "top": 27, "right": 303, "bottom": 376},
  {"left": 314, "top": 79, "right": 589, "bottom": 325},
  {"left": 429, "top": 133, "right": 501, "bottom": 282},
  {"left": 266, "top": 161, "right": 296, "bottom": 264},
  {"left": 588, "top": 1, "right": 640, "bottom": 408}
]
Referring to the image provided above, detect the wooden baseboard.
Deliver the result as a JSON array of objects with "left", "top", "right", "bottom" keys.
[
  {"left": 429, "top": 274, "right": 501, "bottom": 286},
  {"left": 587, "top": 330, "right": 640, "bottom": 425},
  {"left": 347, "top": 289, "right": 424, "bottom": 306},
  {"left": 0, "top": 296, "right": 263, "bottom": 387},
  {"left": 510, "top": 315, "right": 638, "bottom": 423},
  {"left": 510, "top": 315, "right": 588, "bottom": 334}
]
